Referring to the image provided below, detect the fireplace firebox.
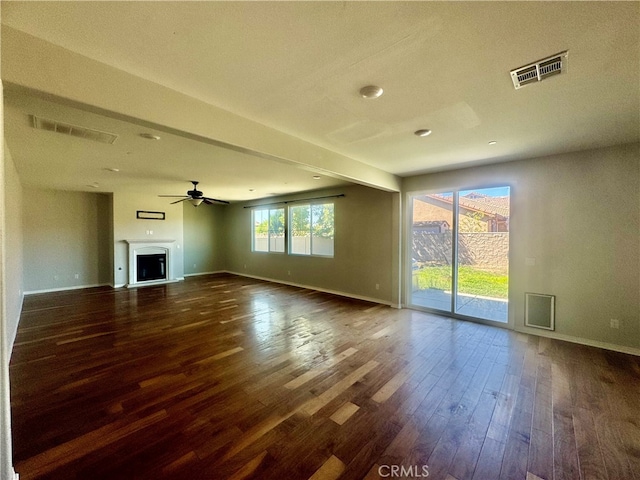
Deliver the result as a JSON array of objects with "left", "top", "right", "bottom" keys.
[{"left": 136, "top": 253, "right": 166, "bottom": 282}]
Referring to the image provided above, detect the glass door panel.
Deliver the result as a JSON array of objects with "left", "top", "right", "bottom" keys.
[
  {"left": 409, "top": 187, "right": 510, "bottom": 324},
  {"left": 410, "top": 193, "right": 454, "bottom": 311},
  {"left": 454, "top": 187, "right": 510, "bottom": 322}
]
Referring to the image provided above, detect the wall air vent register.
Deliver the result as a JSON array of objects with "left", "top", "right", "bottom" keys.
[
  {"left": 31, "top": 115, "right": 119, "bottom": 144},
  {"left": 510, "top": 51, "right": 568, "bottom": 89}
]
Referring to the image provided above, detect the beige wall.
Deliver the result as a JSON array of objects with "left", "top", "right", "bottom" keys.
[
  {"left": 23, "top": 189, "right": 111, "bottom": 292},
  {"left": 19, "top": 189, "right": 206, "bottom": 290},
  {"left": 112, "top": 192, "right": 184, "bottom": 286},
  {"left": 183, "top": 202, "right": 226, "bottom": 275},
  {"left": 0, "top": 73, "right": 18, "bottom": 480},
  {"left": 3, "top": 146, "right": 23, "bottom": 349},
  {"left": 403, "top": 142, "right": 640, "bottom": 351},
  {"left": 224, "top": 185, "right": 396, "bottom": 304}
]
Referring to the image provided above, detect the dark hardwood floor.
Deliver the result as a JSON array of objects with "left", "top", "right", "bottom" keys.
[{"left": 9, "top": 273, "right": 640, "bottom": 480}]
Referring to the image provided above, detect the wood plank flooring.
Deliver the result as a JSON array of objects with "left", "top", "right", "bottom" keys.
[{"left": 9, "top": 273, "right": 640, "bottom": 479}]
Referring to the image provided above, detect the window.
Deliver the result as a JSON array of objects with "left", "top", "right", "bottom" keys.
[
  {"left": 289, "top": 203, "right": 334, "bottom": 257},
  {"left": 252, "top": 202, "right": 335, "bottom": 256},
  {"left": 252, "top": 207, "right": 284, "bottom": 253}
]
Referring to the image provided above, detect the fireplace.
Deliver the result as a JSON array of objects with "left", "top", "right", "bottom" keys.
[
  {"left": 137, "top": 253, "right": 166, "bottom": 282},
  {"left": 126, "top": 239, "right": 177, "bottom": 287}
]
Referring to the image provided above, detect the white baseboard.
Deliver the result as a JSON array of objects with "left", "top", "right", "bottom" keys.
[
  {"left": 24, "top": 283, "right": 109, "bottom": 295},
  {"left": 183, "top": 270, "right": 225, "bottom": 278},
  {"left": 225, "top": 270, "right": 392, "bottom": 307},
  {"left": 515, "top": 326, "right": 640, "bottom": 357}
]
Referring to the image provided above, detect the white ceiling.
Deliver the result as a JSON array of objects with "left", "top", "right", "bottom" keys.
[
  {"left": 3, "top": 89, "right": 347, "bottom": 200},
  {"left": 2, "top": 1, "right": 639, "bottom": 199}
]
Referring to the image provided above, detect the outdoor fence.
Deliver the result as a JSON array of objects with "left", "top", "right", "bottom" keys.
[{"left": 254, "top": 236, "right": 333, "bottom": 256}]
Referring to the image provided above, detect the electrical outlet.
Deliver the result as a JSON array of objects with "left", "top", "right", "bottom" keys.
[
  {"left": 54, "top": 275, "right": 59, "bottom": 281},
  {"left": 193, "top": 264, "right": 197, "bottom": 268},
  {"left": 610, "top": 318, "right": 620, "bottom": 329},
  {"left": 287, "top": 270, "right": 291, "bottom": 276},
  {"left": 375, "top": 283, "right": 380, "bottom": 290},
  {"left": 244, "top": 264, "right": 247, "bottom": 269},
  {"left": 74, "top": 274, "right": 79, "bottom": 279}
]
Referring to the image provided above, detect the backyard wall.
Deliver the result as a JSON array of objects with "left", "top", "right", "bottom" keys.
[{"left": 412, "top": 231, "right": 508, "bottom": 273}]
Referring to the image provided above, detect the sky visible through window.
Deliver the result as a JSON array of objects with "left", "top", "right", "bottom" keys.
[
  {"left": 463, "top": 186, "right": 510, "bottom": 197},
  {"left": 439, "top": 186, "right": 510, "bottom": 198}
]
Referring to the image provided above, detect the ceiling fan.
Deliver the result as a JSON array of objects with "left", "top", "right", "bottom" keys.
[{"left": 159, "top": 181, "right": 229, "bottom": 206}]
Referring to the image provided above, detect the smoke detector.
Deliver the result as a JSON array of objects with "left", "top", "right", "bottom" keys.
[{"left": 510, "top": 51, "right": 568, "bottom": 89}]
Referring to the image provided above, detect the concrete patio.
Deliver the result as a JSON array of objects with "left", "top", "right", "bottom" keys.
[{"left": 411, "top": 288, "right": 508, "bottom": 323}]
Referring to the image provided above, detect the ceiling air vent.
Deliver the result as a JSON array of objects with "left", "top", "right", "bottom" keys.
[
  {"left": 510, "top": 51, "right": 568, "bottom": 90},
  {"left": 30, "top": 115, "right": 118, "bottom": 144}
]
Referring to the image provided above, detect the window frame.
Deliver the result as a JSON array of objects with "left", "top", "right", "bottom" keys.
[
  {"left": 288, "top": 201, "right": 334, "bottom": 258},
  {"left": 251, "top": 201, "right": 335, "bottom": 258},
  {"left": 251, "top": 206, "right": 285, "bottom": 254}
]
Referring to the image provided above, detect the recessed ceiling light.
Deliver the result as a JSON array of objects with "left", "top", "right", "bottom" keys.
[
  {"left": 249, "top": 188, "right": 255, "bottom": 192},
  {"left": 105, "top": 167, "right": 120, "bottom": 172},
  {"left": 414, "top": 129, "right": 432, "bottom": 137},
  {"left": 313, "top": 175, "right": 321, "bottom": 180},
  {"left": 488, "top": 141, "right": 497, "bottom": 145},
  {"left": 139, "top": 133, "right": 161, "bottom": 140},
  {"left": 359, "top": 85, "right": 384, "bottom": 99},
  {"left": 87, "top": 183, "right": 99, "bottom": 188}
]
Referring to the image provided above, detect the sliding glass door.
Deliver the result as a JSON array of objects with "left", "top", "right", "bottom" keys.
[
  {"left": 410, "top": 187, "right": 510, "bottom": 323},
  {"left": 410, "top": 192, "right": 454, "bottom": 311}
]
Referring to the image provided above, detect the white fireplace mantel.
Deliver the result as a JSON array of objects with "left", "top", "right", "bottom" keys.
[{"left": 126, "top": 239, "right": 178, "bottom": 287}]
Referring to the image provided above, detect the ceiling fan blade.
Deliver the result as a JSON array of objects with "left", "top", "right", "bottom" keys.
[
  {"left": 203, "top": 196, "right": 230, "bottom": 205},
  {"left": 159, "top": 183, "right": 228, "bottom": 205}
]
